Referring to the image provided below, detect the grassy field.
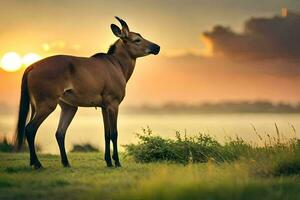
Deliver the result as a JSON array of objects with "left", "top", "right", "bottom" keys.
[
  {"left": 1, "top": 152, "right": 300, "bottom": 200},
  {"left": 1, "top": 127, "right": 300, "bottom": 199}
]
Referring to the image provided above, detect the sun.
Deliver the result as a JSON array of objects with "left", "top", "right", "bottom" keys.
[
  {"left": 23, "top": 53, "right": 41, "bottom": 66},
  {"left": 0, "top": 52, "right": 41, "bottom": 72},
  {"left": 1, "top": 52, "right": 22, "bottom": 72}
]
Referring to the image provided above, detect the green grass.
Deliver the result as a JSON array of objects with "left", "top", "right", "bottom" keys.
[
  {"left": 1, "top": 126, "right": 300, "bottom": 199},
  {"left": 0, "top": 152, "right": 300, "bottom": 200}
]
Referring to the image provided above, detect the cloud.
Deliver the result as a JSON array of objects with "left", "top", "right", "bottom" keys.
[{"left": 203, "top": 11, "right": 300, "bottom": 61}]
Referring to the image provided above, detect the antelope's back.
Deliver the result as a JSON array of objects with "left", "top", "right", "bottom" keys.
[{"left": 26, "top": 54, "right": 113, "bottom": 104}]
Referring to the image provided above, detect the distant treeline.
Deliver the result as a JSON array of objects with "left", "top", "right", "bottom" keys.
[
  {"left": 123, "top": 101, "right": 300, "bottom": 114},
  {"left": 2, "top": 101, "right": 300, "bottom": 114}
]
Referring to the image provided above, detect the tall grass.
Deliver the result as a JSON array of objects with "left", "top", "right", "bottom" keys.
[{"left": 124, "top": 126, "right": 300, "bottom": 176}]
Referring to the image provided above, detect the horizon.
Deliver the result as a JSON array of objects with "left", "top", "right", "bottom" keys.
[{"left": 2, "top": 100, "right": 300, "bottom": 115}]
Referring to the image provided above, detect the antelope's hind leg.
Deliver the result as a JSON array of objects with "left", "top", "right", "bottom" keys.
[
  {"left": 25, "top": 102, "right": 57, "bottom": 169},
  {"left": 56, "top": 101, "right": 77, "bottom": 167}
]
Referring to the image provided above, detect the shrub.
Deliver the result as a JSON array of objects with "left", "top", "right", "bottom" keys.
[
  {"left": 274, "top": 154, "right": 300, "bottom": 176},
  {"left": 124, "top": 127, "right": 300, "bottom": 167},
  {"left": 0, "top": 136, "right": 42, "bottom": 152},
  {"left": 222, "top": 137, "right": 253, "bottom": 161},
  {"left": 0, "top": 136, "right": 13, "bottom": 152},
  {"left": 188, "top": 134, "right": 223, "bottom": 163},
  {"left": 125, "top": 128, "right": 243, "bottom": 164},
  {"left": 70, "top": 143, "right": 99, "bottom": 153},
  {"left": 125, "top": 129, "right": 189, "bottom": 164},
  {"left": 271, "top": 140, "right": 300, "bottom": 176}
]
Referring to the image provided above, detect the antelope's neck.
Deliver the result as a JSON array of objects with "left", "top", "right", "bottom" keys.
[{"left": 112, "top": 41, "right": 136, "bottom": 82}]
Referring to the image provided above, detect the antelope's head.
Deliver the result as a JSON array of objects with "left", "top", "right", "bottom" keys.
[{"left": 111, "top": 16, "right": 160, "bottom": 58}]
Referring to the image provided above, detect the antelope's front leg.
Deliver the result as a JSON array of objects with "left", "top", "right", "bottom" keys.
[
  {"left": 102, "top": 107, "right": 112, "bottom": 167},
  {"left": 102, "top": 104, "right": 121, "bottom": 167}
]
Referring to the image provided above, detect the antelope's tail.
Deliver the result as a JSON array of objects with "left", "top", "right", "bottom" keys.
[{"left": 15, "top": 71, "right": 30, "bottom": 150}]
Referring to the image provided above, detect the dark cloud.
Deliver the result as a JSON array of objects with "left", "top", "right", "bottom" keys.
[{"left": 203, "top": 11, "right": 300, "bottom": 61}]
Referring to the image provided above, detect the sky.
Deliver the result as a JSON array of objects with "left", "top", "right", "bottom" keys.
[{"left": 1, "top": 0, "right": 300, "bottom": 107}]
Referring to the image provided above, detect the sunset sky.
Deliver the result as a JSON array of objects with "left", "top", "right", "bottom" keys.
[{"left": 1, "top": 0, "right": 300, "bottom": 107}]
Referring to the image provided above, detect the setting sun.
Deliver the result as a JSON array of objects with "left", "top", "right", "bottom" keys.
[
  {"left": 0, "top": 52, "right": 41, "bottom": 72},
  {"left": 1, "top": 52, "right": 22, "bottom": 72},
  {"left": 22, "top": 53, "right": 41, "bottom": 66}
]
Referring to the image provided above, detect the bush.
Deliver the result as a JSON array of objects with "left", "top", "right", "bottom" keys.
[
  {"left": 0, "top": 136, "right": 13, "bottom": 152},
  {"left": 70, "top": 143, "right": 99, "bottom": 153},
  {"left": 271, "top": 140, "right": 300, "bottom": 176},
  {"left": 125, "top": 129, "right": 189, "bottom": 164},
  {"left": 0, "top": 136, "right": 42, "bottom": 152},
  {"left": 222, "top": 137, "right": 253, "bottom": 161},
  {"left": 124, "top": 127, "right": 300, "bottom": 168},
  {"left": 124, "top": 128, "right": 246, "bottom": 164},
  {"left": 274, "top": 154, "right": 300, "bottom": 176}
]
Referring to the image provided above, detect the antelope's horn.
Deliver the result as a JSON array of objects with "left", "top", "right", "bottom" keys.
[{"left": 115, "top": 16, "right": 129, "bottom": 31}]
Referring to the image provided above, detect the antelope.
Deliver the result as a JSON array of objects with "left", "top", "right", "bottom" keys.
[{"left": 15, "top": 17, "right": 160, "bottom": 169}]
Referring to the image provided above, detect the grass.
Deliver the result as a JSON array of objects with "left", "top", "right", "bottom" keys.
[
  {"left": 0, "top": 153, "right": 300, "bottom": 200},
  {"left": 1, "top": 126, "right": 300, "bottom": 199}
]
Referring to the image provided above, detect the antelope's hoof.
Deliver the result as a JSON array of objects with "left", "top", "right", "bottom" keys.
[
  {"left": 63, "top": 163, "right": 71, "bottom": 168},
  {"left": 115, "top": 162, "right": 122, "bottom": 168},
  {"left": 106, "top": 162, "right": 113, "bottom": 168},
  {"left": 33, "top": 162, "right": 43, "bottom": 170}
]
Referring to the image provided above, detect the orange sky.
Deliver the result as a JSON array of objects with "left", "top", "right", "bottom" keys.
[
  {"left": 1, "top": 1, "right": 300, "bottom": 107},
  {"left": 2, "top": 55, "right": 300, "bottom": 107}
]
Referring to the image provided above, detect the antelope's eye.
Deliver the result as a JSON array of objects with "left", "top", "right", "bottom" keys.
[{"left": 133, "top": 39, "right": 141, "bottom": 43}]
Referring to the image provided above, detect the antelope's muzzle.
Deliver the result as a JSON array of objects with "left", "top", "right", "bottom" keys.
[{"left": 148, "top": 44, "right": 160, "bottom": 55}]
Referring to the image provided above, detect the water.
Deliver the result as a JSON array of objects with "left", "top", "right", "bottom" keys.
[{"left": 1, "top": 108, "right": 299, "bottom": 154}]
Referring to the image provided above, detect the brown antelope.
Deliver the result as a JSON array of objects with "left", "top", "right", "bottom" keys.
[{"left": 15, "top": 17, "right": 160, "bottom": 169}]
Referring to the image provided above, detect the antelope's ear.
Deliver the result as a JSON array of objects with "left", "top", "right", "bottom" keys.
[{"left": 111, "top": 24, "right": 122, "bottom": 37}]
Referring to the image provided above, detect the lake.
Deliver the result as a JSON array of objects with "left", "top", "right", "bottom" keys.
[{"left": 1, "top": 108, "right": 299, "bottom": 154}]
